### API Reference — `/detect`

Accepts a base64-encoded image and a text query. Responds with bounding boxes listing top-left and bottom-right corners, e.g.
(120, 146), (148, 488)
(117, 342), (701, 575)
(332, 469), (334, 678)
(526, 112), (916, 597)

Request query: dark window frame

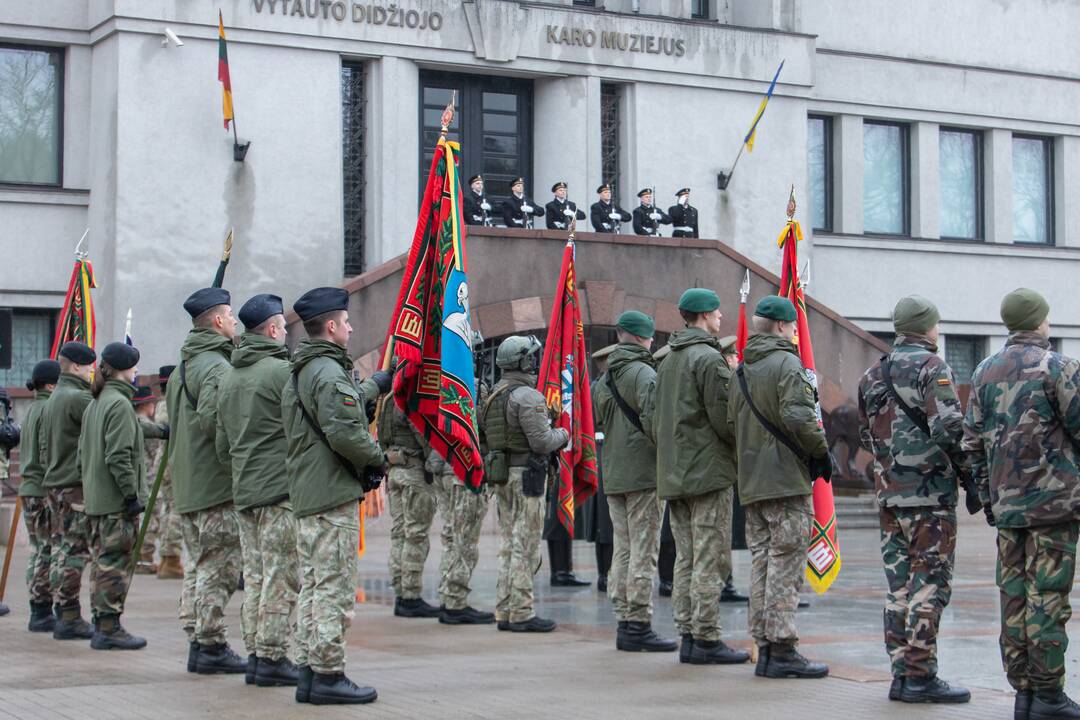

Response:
(341, 60), (366, 277)
(862, 119), (911, 237)
(1011, 133), (1055, 246)
(691, 0), (710, 19)
(807, 114), (833, 232)
(572, 0), (596, 5)
(0, 306), (57, 388)
(0, 42), (65, 189)
(944, 334), (987, 385)
(600, 82), (621, 195)
(938, 126), (985, 242)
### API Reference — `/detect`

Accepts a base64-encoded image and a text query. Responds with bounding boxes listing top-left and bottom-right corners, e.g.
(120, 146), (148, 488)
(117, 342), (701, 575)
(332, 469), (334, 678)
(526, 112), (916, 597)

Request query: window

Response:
(863, 121), (909, 235)
(945, 335), (986, 385)
(807, 116), (832, 231)
(691, 0), (710, 19)
(0, 308), (55, 388)
(939, 128), (982, 240)
(341, 61), (366, 276)
(1012, 135), (1053, 245)
(572, 0), (596, 5)
(600, 83), (621, 194)
(0, 44), (63, 186)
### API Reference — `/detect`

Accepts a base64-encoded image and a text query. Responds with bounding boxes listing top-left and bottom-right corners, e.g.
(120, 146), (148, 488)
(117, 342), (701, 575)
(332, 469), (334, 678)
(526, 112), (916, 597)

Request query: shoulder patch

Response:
(342, 395), (356, 407)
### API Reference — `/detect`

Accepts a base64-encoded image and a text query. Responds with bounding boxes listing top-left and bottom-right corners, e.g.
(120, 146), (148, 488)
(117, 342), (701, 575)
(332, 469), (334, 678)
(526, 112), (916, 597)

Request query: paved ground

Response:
(0, 507), (1070, 719)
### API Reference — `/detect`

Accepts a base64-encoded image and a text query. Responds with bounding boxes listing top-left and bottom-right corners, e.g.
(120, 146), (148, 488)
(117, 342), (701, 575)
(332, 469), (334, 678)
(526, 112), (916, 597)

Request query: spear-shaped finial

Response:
(786, 184), (797, 220)
(801, 259), (810, 292)
(739, 268), (750, 304)
(440, 91), (457, 138)
(74, 228), (89, 259)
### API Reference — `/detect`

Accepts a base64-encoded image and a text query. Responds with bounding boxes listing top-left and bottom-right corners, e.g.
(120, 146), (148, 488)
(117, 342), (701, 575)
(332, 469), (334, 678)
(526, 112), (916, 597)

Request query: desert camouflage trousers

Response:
(88, 513), (136, 617)
(669, 487), (732, 641)
(237, 501), (299, 661)
(746, 494), (812, 646)
(608, 489), (661, 624)
(21, 496), (54, 605)
(495, 469), (544, 624)
(47, 487), (90, 610)
(386, 461), (437, 599)
(438, 473), (490, 610)
(179, 502), (241, 645)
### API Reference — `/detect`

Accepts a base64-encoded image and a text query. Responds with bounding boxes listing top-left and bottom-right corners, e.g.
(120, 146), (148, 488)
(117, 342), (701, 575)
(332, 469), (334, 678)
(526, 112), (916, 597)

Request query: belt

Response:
(674, 226), (694, 232)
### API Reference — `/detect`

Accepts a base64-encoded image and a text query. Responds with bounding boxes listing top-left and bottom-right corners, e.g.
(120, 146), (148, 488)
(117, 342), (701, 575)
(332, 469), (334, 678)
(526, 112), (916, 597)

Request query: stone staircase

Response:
(834, 494), (879, 531)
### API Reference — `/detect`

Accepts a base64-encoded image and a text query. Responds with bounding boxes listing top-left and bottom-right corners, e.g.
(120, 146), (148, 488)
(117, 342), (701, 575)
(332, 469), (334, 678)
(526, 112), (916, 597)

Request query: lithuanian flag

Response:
(218, 11), (233, 130)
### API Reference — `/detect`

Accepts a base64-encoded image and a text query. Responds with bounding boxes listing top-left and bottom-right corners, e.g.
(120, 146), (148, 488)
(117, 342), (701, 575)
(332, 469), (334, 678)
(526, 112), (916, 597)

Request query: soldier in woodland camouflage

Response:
(858, 295), (971, 704)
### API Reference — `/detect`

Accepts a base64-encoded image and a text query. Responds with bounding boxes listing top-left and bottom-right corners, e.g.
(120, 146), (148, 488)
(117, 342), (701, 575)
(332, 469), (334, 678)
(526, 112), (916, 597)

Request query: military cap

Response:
(132, 385), (157, 406)
(617, 310), (655, 339)
(183, 287), (231, 319)
(675, 188), (691, 198)
(718, 335), (738, 355)
(754, 296), (797, 323)
(294, 287), (348, 321)
(509, 177), (525, 189)
(551, 181), (567, 192)
(59, 341), (96, 365)
(596, 183), (611, 194)
(591, 343), (618, 361)
(159, 365), (176, 380)
(101, 341), (139, 371)
(31, 360), (61, 388)
(1001, 288), (1049, 332)
(637, 187), (654, 198)
(892, 295), (940, 336)
(468, 174), (483, 185)
(239, 293), (284, 330)
(678, 288), (721, 313)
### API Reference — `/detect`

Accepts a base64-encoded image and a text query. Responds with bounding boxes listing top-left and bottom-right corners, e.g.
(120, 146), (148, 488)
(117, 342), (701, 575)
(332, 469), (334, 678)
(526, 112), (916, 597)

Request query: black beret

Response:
(596, 183), (611, 193)
(637, 187), (653, 198)
(239, 293), (284, 330)
(675, 187), (691, 197)
(551, 181), (567, 192)
(294, 287), (348, 322)
(101, 341), (140, 371)
(31, 360), (61, 388)
(509, 177), (525, 189)
(132, 385), (156, 406)
(183, 287), (231, 319)
(59, 341), (96, 365)
(468, 174), (483, 185)
(159, 365), (176, 379)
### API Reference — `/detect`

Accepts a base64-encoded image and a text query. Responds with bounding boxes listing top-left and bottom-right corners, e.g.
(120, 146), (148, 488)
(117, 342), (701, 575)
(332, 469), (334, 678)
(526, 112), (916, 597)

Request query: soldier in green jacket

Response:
(646, 289), (749, 666)
(593, 311), (676, 653)
(166, 287), (245, 674)
(858, 296), (971, 704)
(78, 342), (148, 650)
(18, 359), (60, 632)
(963, 289), (1080, 720)
(728, 296), (830, 679)
(215, 294), (300, 687)
(282, 287), (389, 705)
(43, 341), (97, 640)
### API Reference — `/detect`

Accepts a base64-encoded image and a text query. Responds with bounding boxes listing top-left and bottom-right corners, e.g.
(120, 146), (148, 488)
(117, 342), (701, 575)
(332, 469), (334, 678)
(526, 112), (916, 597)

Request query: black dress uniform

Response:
(590, 184), (632, 233)
(632, 188), (672, 236)
(500, 177), (544, 229)
(462, 175), (493, 226)
(545, 182), (586, 231)
(668, 188), (699, 238)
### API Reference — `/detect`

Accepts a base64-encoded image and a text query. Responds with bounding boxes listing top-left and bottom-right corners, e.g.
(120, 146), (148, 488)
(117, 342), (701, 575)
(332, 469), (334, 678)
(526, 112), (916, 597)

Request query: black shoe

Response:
(506, 616), (556, 633)
(0, 602), (8, 616)
(308, 672), (378, 705)
(889, 676), (904, 701)
(900, 676), (970, 704)
(439, 606), (495, 625)
(1030, 690), (1080, 720)
(658, 581), (673, 598)
(597, 575), (608, 593)
(89, 615), (147, 651)
(28, 601), (55, 633)
(679, 635), (694, 664)
(245, 654), (257, 685)
(754, 643), (770, 677)
(798, 599), (810, 609)
(720, 576), (749, 603)
(551, 571), (590, 587)
(617, 622), (678, 653)
(295, 665), (312, 703)
(52, 605), (93, 640)
(687, 638), (751, 665)
(496, 619), (510, 631)
(255, 657), (299, 687)
(394, 597), (441, 618)
(187, 640), (199, 672)
(196, 643), (248, 674)
(1015, 690), (1033, 720)
(764, 646), (829, 679)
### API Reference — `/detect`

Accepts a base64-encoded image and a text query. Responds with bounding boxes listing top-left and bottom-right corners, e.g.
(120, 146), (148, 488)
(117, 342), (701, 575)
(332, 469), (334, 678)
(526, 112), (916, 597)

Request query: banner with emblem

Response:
(384, 137), (483, 489)
(50, 250), (97, 357)
(537, 240), (599, 535)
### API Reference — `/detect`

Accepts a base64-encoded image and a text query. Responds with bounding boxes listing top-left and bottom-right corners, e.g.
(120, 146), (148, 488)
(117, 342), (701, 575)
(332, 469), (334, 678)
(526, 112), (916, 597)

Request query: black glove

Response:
(123, 496), (145, 518)
(983, 504), (996, 527)
(962, 487), (983, 516)
(360, 455), (388, 493)
(423, 470), (434, 485)
(371, 370), (394, 395)
(809, 454), (833, 484)
(161, 423), (171, 440)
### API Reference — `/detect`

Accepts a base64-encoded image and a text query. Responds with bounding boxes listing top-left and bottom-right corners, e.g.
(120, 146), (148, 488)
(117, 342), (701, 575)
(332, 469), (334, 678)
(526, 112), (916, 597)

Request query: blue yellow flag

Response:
(743, 60), (784, 152)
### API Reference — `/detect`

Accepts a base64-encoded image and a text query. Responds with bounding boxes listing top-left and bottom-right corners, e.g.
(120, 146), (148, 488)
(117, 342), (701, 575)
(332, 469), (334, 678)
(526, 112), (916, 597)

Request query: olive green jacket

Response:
(166, 329), (234, 514)
(215, 333), (292, 511)
(592, 344), (657, 495)
(43, 373), (93, 489)
(728, 333), (828, 505)
(17, 390), (51, 497)
(282, 339), (384, 518)
(646, 327), (736, 500)
(78, 380), (144, 516)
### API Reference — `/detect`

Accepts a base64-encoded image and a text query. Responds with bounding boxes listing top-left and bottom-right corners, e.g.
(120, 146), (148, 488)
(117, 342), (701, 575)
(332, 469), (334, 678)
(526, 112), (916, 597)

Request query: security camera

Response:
(162, 27), (184, 47)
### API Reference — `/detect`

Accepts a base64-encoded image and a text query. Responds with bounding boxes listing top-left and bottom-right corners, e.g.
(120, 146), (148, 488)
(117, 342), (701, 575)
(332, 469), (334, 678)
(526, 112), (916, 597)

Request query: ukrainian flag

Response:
(743, 60), (784, 152)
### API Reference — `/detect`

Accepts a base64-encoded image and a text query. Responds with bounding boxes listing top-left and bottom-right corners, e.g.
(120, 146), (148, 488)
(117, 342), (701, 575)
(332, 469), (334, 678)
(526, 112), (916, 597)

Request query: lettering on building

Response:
(253, 0), (443, 31)
(545, 25), (686, 57)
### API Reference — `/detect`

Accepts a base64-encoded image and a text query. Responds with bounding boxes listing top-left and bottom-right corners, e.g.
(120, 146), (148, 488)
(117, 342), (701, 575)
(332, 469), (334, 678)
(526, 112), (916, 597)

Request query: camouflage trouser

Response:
(237, 501), (299, 661)
(47, 487), (91, 610)
(156, 469), (183, 557)
(386, 461), (436, 599)
(88, 514), (136, 618)
(178, 503), (241, 645)
(295, 500), (359, 674)
(434, 470), (454, 601)
(745, 494), (812, 646)
(997, 522), (1078, 693)
(608, 489), (661, 623)
(879, 505), (956, 679)
(439, 475), (490, 610)
(668, 487), (732, 641)
(21, 496), (54, 605)
(495, 468), (545, 624)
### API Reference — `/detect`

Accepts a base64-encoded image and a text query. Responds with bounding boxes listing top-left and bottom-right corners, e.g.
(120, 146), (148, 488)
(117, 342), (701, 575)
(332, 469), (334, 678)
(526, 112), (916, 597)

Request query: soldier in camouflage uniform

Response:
(484, 335), (568, 633)
(963, 288), (1080, 720)
(152, 366), (184, 579)
(858, 296), (971, 704)
(133, 386), (167, 574)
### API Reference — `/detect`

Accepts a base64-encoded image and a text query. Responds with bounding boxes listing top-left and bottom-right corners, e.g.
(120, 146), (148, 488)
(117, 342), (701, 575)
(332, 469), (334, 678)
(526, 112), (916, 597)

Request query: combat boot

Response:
(764, 644), (829, 679)
(52, 604), (93, 640)
(90, 615), (147, 650)
(195, 642), (248, 674)
(496, 619), (510, 631)
(308, 672), (378, 705)
(900, 676), (971, 704)
(255, 657), (299, 687)
(245, 654), (257, 685)
(157, 555), (183, 579)
(679, 634), (694, 664)
(618, 622), (678, 653)
(688, 639), (751, 665)
(506, 616), (556, 633)
(1030, 690), (1080, 720)
(754, 643), (770, 677)
(719, 576), (749, 603)
(295, 665), (312, 703)
(658, 580), (673, 597)
(187, 640), (199, 672)
(439, 606), (495, 625)
(394, 597), (441, 618)
(889, 676), (904, 701)
(28, 601), (55, 632)
(0, 602), (7, 616)
(1015, 690), (1033, 720)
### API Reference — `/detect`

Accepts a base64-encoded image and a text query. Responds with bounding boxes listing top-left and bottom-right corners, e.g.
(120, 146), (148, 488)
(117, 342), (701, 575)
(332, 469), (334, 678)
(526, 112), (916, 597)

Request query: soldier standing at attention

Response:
(500, 177), (544, 229)
(483, 336), (568, 633)
(43, 341), (97, 641)
(167, 288), (246, 674)
(668, 188), (699, 238)
(858, 296), (971, 704)
(132, 385), (167, 575)
(590, 183), (631, 234)
(153, 365), (184, 580)
(282, 287), (389, 705)
(545, 181), (586, 231)
(462, 175), (492, 227)
(78, 341), (148, 650)
(18, 359), (60, 633)
(593, 311), (676, 653)
(728, 296), (830, 679)
(215, 294), (301, 688)
(632, 188), (672, 237)
(963, 288), (1080, 720)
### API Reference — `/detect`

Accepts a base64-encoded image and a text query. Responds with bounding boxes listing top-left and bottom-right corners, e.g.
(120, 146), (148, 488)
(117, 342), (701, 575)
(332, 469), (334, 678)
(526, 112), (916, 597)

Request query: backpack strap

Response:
(178, 361), (199, 410)
(605, 370), (644, 434)
(735, 366), (807, 463)
(880, 354), (934, 436)
(291, 370), (361, 480)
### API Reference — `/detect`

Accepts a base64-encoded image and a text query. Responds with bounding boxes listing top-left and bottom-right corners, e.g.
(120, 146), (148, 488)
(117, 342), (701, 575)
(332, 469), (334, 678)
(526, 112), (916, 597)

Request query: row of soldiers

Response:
(462, 175), (699, 238)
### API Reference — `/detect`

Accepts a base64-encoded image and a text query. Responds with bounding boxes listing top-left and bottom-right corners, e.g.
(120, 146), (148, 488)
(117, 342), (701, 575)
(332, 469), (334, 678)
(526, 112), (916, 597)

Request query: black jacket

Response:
(668, 203), (699, 238)
(590, 200), (632, 233)
(501, 195), (544, 229)
(545, 198), (586, 230)
(632, 204), (673, 236)
(463, 190), (493, 226)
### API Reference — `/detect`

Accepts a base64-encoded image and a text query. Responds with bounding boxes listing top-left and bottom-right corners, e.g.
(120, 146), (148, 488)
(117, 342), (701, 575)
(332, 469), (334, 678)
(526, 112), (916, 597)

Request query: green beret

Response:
(678, 288), (721, 313)
(1001, 288), (1049, 332)
(892, 295), (940, 335)
(754, 296), (797, 323)
(616, 310), (655, 339)
(718, 335), (738, 355)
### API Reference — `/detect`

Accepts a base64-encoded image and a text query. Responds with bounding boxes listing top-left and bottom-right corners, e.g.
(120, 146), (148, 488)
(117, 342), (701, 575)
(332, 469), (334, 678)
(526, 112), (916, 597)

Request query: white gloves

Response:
(564, 208), (575, 218)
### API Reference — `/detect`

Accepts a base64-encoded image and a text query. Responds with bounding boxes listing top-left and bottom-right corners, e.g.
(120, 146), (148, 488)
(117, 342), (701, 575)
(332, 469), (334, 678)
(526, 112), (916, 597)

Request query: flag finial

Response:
(786, 184), (797, 220)
(74, 228), (89, 259)
(440, 91), (457, 137)
(739, 269), (750, 303)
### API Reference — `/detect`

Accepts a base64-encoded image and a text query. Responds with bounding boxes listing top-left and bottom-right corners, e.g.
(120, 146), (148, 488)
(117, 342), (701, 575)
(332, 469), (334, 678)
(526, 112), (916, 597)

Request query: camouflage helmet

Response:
(496, 335), (542, 371)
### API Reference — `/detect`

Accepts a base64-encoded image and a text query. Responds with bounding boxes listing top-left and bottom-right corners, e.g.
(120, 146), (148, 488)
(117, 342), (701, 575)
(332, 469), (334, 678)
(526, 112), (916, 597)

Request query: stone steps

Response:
(833, 494), (880, 531)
